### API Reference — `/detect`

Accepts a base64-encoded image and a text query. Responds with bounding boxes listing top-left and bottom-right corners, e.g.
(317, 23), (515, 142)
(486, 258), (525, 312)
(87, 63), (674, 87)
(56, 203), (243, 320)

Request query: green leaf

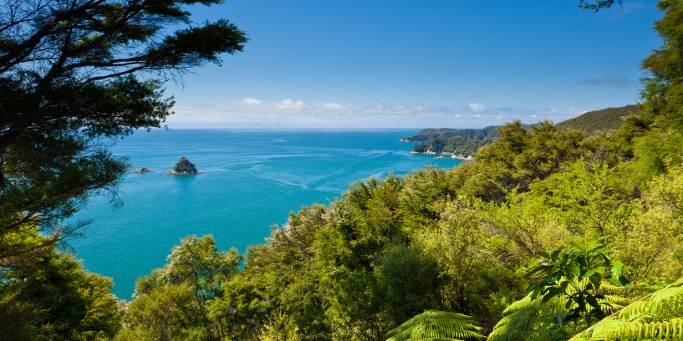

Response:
(568, 262), (581, 277)
(610, 261), (624, 285)
(593, 266), (606, 275)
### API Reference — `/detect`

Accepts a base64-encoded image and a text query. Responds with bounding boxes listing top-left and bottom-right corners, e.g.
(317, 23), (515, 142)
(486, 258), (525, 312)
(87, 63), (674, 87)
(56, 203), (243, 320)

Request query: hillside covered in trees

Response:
(1, 0), (683, 340)
(557, 105), (641, 132)
(407, 105), (639, 158)
(404, 126), (500, 157)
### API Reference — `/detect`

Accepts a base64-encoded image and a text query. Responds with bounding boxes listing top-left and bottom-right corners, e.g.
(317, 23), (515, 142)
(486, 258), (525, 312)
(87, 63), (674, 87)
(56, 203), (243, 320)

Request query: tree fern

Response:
(571, 277), (683, 340)
(384, 310), (485, 341)
(487, 281), (633, 341)
(599, 282), (632, 315)
(486, 294), (569, 341)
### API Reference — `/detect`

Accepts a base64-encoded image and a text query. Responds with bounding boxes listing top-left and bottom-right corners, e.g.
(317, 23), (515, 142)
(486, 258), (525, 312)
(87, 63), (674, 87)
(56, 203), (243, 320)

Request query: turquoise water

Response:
(70, 129), (461, 298)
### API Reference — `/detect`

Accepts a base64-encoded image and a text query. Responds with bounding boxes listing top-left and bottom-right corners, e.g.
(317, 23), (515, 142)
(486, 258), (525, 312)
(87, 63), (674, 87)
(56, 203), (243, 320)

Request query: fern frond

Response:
(385, 310), (485, 341)
(487, 294), (567, 341)
(600, 294), (631, 314)
(571, 277), (683, 340)
(487, 282), (634, 341)
(604, 318), (683, 340)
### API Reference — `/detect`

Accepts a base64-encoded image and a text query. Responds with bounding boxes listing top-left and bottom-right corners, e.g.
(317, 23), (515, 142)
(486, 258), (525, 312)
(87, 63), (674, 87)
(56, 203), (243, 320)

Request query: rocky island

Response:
(132, 167), (153, 174)
(167, 156), (200, 175)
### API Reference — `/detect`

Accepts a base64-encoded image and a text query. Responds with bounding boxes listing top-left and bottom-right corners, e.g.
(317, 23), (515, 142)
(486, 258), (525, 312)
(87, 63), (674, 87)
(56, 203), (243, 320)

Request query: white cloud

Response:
(168, 98), (562, 128)
(320, 102), (345, 111)
(239, 97), (263, 106)
(467, 102), (487, 113)
(276, 98), (305, 111)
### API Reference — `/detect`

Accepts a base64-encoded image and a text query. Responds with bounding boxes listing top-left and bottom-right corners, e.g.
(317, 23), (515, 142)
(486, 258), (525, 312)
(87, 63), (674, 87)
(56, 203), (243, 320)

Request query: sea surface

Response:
(70, 129), (461, 298)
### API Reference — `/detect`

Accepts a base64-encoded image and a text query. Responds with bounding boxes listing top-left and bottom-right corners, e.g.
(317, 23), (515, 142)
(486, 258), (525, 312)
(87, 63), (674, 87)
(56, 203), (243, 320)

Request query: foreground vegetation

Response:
(116, 1), (683, 338)
(1, 0), (683, 340)
(117, 116), (683, 339)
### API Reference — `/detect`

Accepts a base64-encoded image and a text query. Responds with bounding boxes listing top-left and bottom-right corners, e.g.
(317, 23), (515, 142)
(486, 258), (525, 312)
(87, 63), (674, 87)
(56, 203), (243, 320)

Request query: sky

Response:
(164, 0), (662, 129)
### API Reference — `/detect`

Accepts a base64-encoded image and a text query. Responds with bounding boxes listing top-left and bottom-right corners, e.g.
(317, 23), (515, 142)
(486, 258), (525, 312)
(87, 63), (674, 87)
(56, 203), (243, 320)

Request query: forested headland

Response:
(404, 125), (500, 157)
(407, 105), (638, 158)
(1, 0), (683, 340)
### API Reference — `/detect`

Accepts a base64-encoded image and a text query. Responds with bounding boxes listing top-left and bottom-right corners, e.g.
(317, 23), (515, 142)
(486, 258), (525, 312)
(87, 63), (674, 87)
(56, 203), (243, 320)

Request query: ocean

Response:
(69, 129), (461, 298)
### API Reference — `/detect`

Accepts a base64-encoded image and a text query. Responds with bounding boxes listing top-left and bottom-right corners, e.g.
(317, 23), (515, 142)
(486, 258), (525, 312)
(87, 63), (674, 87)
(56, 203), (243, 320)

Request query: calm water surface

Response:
(70, 129), (461, 298)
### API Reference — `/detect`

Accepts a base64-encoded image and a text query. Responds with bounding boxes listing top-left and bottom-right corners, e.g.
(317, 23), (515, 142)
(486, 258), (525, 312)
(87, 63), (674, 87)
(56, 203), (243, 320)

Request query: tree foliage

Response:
(0, 241), (122, 340)
(119, 235), (240, 340)
(571, 277), (683, 340)
(526, 239), (629, 323)
(0, 0), (246, 266)
(0, 1), (245, 337)
(4, 0), (683, 340)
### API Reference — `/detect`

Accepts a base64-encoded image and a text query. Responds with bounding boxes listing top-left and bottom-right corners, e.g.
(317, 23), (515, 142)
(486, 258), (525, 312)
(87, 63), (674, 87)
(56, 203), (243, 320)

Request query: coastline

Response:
(410, 150), (474, 160)
(166, 170), (203, 175)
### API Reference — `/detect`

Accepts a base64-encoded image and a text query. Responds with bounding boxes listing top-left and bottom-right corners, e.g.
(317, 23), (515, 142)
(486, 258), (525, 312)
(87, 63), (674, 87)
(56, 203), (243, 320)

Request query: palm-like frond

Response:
(486, 294), (568, 341)
(487, 280), (634, 341)
(385, 310), (485, 341)
(599, 282), (632, 315)
(571, 277), (683, 340)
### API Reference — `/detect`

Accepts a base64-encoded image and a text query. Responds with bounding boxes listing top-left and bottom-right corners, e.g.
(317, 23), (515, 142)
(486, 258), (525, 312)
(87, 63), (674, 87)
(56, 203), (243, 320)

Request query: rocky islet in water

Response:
(132, 167), (153, 174)
(167, 156), (200, 175)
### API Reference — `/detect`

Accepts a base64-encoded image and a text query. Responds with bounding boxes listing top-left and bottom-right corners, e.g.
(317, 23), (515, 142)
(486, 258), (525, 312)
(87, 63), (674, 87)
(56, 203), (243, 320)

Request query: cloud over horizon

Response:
(467, 102), (487, 113)
(167, 97), (586, 129)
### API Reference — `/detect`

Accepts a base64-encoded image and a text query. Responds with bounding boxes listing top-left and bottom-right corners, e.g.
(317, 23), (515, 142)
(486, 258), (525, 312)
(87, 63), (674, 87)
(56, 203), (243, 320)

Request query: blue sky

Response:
(166, 0), (662, 128)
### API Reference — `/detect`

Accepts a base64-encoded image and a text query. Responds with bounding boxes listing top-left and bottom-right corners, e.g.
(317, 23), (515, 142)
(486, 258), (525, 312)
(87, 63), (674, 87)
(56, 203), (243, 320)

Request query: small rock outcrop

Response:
(132, 167), (153, 174)
(169, 156), (198, 175)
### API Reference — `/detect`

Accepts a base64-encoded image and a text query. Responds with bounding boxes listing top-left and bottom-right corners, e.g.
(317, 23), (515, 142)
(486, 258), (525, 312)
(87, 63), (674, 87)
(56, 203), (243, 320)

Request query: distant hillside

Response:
(402, 125), (501, 158)
(557, 104), (640, 132)
(409, 126), (501, 142)
(404, 105), (640, 158)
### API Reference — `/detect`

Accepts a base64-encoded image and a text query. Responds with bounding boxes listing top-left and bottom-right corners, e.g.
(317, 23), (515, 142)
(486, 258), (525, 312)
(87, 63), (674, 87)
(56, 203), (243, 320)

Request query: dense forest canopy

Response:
(2, 0), (683, 340)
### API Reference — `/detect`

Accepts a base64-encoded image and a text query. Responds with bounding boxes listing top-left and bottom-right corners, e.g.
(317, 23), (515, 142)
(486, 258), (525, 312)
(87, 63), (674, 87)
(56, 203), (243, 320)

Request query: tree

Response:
(0, 0), (246, 266)
(612, 166), (683, 282)
(418, 197), (527, 328)
(622, 0), (683, 182)
(119, 283), (201, 341)
(455, 121), (590, 202)
(122, 235), (241, 340)
(0, 246), (122, 340)
(377, 244), (441, 327)
(529, 159), (632, 238)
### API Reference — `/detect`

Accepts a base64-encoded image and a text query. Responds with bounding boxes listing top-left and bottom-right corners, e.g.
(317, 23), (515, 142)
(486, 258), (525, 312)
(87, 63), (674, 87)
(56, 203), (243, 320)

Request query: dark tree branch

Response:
(0, 0), (246, 266)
